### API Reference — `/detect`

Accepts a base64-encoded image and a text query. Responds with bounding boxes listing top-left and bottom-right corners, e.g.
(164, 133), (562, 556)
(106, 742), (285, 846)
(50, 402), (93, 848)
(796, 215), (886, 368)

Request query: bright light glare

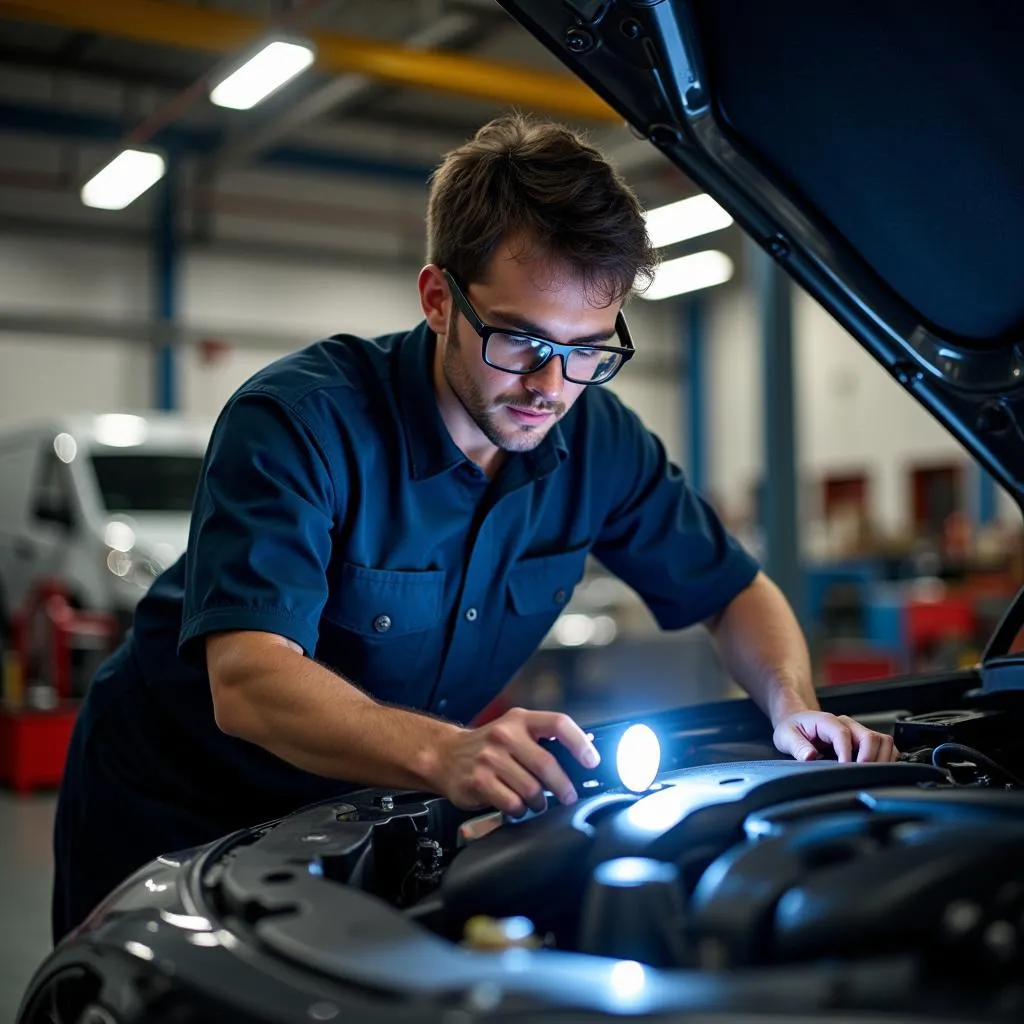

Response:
(609, 959), (647, 1001)
(640, 250), (734, 301)
(95, 413), (148, 448)
(615, 724), (661, 793)
(501, 916), (534, 941)
(104, 521), (136, 552)
(596, 856), (677, 887)
(160, 911), (213, 931)
(590, 615), (618, 646)
(554, 613), (593, 646)
(211, 40), (316, 110)
(644, 193), (733, 248)
(81, 149), (165, 210)
(623, 779), (725, 833)
(53, 433), (77, 464)
(107, 549), (132, 578)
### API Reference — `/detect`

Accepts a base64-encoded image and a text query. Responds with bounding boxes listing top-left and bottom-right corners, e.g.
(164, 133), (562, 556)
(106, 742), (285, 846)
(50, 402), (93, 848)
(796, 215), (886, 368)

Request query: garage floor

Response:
(0, 792), (57, 1023)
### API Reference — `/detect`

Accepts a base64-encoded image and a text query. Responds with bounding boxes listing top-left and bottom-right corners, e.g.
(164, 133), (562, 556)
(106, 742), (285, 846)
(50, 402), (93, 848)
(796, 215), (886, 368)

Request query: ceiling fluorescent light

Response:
(81, 149), (166, 210)
(211, 39), (316, 110)
(640, 250), (734, 300)
(644, 194), (734, 249)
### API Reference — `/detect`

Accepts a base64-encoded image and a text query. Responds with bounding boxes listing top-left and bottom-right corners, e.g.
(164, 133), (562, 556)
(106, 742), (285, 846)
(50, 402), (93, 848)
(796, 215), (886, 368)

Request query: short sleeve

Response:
(178, 390), (339, 665)
(592, 401), (759, 630)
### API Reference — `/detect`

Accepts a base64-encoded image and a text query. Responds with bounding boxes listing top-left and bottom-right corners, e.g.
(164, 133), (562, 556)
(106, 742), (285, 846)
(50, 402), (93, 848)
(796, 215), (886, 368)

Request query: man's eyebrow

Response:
(486, 308), (617, 346)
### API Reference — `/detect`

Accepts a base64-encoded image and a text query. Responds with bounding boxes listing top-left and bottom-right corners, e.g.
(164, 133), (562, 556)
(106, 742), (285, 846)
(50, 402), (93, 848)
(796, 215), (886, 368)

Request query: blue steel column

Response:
(681, 296), (706, 494)
(753, 241), (803, 624)
(976, 465), (997, 526)
(154, 152), (179, 411)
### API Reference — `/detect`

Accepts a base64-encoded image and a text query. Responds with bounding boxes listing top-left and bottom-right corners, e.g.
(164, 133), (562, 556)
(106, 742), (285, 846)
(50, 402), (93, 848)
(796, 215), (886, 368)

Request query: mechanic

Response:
(52, 114), (896, 943)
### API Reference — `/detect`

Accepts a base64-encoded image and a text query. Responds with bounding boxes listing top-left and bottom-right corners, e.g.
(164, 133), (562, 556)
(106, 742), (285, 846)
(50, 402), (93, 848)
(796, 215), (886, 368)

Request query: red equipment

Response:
(0, 580), (116, 793)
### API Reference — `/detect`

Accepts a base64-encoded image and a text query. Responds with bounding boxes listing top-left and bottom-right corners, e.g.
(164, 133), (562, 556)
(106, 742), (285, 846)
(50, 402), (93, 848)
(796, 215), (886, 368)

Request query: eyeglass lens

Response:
(485, 332), (622, 384)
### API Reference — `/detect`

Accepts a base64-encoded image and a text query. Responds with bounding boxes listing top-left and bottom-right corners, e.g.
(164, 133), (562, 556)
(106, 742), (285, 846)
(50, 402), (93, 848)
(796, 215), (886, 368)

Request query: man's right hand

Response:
(434, 708), (600, 818)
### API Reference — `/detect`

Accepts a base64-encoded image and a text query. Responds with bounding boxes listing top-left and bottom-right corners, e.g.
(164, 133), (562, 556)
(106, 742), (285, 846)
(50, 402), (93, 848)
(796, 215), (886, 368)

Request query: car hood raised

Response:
(497, 0), (1024, 504)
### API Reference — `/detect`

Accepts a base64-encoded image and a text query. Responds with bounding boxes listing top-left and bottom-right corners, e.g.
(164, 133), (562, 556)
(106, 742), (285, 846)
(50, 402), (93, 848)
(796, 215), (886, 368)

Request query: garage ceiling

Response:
(0, 0), (725, 268)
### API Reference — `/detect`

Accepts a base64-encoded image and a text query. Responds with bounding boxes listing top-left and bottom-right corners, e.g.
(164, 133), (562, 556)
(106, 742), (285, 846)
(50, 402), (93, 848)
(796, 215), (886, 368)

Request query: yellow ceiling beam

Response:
(0, 0), (622, 123)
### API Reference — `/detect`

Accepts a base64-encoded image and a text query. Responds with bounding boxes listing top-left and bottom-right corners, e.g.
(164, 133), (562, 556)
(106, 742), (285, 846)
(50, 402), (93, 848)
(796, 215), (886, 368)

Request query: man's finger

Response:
(515, 740), (579, 806)
(817, 718), (853, 762)
(854, 730), (882, 763)
(484, 777), (530, 819)
(496, 756), (550, 814)
(526, 711), (600, 769)
(876, 737), (901, 761)
(777, 724), (818, 762)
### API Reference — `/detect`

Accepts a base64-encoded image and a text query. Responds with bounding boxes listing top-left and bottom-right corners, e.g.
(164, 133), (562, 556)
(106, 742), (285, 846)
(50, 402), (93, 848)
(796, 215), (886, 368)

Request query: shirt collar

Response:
(395, 321), (569, 482)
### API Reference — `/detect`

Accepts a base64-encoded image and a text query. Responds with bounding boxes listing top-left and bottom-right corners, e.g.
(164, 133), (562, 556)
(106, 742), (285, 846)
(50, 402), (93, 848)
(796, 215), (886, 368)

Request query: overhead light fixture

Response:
(210, 39), (316, 110)
(640, 249), (734, 301)
(81, 149), (166, 211)
(643, 193), (734, 249)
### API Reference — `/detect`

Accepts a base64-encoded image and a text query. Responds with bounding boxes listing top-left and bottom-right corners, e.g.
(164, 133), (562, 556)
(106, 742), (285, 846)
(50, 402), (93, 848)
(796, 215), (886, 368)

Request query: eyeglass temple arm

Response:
(444, 271), (487, 335)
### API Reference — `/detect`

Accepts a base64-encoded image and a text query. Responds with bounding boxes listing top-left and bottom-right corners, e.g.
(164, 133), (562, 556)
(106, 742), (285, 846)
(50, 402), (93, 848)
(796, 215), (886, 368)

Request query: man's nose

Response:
(523, 357), (564, 403)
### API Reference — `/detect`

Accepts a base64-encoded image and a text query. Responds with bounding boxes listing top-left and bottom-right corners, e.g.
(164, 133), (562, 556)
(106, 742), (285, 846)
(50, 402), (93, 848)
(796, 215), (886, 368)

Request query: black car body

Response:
(19, 2), (1024, 1022)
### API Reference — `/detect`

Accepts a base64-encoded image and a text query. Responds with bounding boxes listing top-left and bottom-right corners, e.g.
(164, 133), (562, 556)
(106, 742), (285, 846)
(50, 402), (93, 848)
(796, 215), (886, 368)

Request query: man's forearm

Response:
(210, 636), (460, 792)
(707, 571), (817, 726)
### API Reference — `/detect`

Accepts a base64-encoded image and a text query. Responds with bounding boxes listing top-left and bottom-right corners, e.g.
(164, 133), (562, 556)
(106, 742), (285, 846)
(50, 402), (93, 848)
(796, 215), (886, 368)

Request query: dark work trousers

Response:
(52, 645), (231, 943)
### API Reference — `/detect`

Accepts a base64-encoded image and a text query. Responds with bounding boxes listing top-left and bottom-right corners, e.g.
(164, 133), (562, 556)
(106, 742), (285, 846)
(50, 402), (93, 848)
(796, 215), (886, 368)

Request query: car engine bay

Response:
(22, 661), (1024, 1024)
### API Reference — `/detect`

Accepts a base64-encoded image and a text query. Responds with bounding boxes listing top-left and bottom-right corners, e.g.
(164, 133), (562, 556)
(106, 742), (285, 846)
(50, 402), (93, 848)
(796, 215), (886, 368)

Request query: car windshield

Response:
(91, 453), (203, 514)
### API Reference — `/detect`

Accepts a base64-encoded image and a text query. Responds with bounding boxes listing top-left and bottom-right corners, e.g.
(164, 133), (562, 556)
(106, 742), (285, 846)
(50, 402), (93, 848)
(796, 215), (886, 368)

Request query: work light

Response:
(541, 722), (662, 796)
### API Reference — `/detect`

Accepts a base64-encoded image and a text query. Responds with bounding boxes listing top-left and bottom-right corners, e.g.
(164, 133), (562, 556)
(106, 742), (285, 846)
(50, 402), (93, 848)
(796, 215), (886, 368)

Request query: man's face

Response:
(438, 245), (622, 454)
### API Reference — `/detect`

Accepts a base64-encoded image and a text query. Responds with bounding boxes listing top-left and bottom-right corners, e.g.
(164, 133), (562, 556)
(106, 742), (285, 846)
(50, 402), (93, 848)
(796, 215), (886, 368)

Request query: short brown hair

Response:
(426, 113), (658, 306)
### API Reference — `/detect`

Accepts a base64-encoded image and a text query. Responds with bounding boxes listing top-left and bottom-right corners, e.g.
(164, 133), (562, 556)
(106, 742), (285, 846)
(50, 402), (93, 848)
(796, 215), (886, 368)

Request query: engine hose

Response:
(931, 742), (1024, 789)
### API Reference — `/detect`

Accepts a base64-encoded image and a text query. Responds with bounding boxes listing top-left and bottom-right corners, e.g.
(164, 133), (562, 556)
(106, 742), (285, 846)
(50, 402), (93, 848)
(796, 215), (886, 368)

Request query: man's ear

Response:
(418, 264), (449, 335)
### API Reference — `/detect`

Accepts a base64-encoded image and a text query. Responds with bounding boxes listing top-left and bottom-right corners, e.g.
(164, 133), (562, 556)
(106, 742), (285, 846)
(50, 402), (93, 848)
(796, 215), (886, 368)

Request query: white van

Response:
(0, 413), (211, 639)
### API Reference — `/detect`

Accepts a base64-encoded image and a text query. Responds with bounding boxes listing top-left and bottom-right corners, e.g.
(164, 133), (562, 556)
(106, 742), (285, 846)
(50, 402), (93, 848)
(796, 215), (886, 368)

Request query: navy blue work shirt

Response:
(93, 322), (758, 816)
(52, 320), (762, 938)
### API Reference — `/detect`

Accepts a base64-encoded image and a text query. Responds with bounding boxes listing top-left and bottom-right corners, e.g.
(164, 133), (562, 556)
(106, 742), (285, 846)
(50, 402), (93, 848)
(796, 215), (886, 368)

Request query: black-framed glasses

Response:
(443, 269), (635, 386)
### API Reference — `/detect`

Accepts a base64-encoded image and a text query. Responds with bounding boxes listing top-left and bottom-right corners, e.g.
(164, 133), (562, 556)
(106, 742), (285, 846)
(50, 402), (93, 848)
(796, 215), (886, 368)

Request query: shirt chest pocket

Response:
(491, 545), (590, 685)
(319, 562), (446, 703)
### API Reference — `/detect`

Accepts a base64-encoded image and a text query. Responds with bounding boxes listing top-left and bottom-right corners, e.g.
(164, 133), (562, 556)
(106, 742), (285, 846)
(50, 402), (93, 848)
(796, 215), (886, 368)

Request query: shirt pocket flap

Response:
(507, 546), (590, 616)
(326, 563), (446, 636)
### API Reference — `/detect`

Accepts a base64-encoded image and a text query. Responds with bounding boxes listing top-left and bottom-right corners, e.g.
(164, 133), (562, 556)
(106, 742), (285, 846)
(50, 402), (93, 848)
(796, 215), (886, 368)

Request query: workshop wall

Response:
(0, 333), (151, 424)
(0, 232), (684, 465)
(5, 231), (1012, 544)
(5, 225), (1017, 541)
(703, 283), (1021, 537)
(795, 289), (988, 533)
(0, 233), (150, 322)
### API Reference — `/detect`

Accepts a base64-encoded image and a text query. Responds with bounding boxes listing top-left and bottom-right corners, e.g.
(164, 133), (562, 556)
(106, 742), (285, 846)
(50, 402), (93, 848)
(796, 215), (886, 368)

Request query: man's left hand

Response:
(773, 710), (898, 763)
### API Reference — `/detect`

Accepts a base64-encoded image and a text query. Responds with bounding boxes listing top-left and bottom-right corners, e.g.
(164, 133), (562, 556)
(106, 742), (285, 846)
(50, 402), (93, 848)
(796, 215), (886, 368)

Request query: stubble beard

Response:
(442, 310), (561, 453)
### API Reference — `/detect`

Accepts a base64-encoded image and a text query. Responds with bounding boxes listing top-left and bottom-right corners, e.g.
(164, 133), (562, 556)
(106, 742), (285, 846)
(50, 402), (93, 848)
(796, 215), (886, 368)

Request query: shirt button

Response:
(438, 698), (449, 711)
(372, 614), (392, 633)
(554, 589), (567, 604)
(465, 607), (478, 622)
